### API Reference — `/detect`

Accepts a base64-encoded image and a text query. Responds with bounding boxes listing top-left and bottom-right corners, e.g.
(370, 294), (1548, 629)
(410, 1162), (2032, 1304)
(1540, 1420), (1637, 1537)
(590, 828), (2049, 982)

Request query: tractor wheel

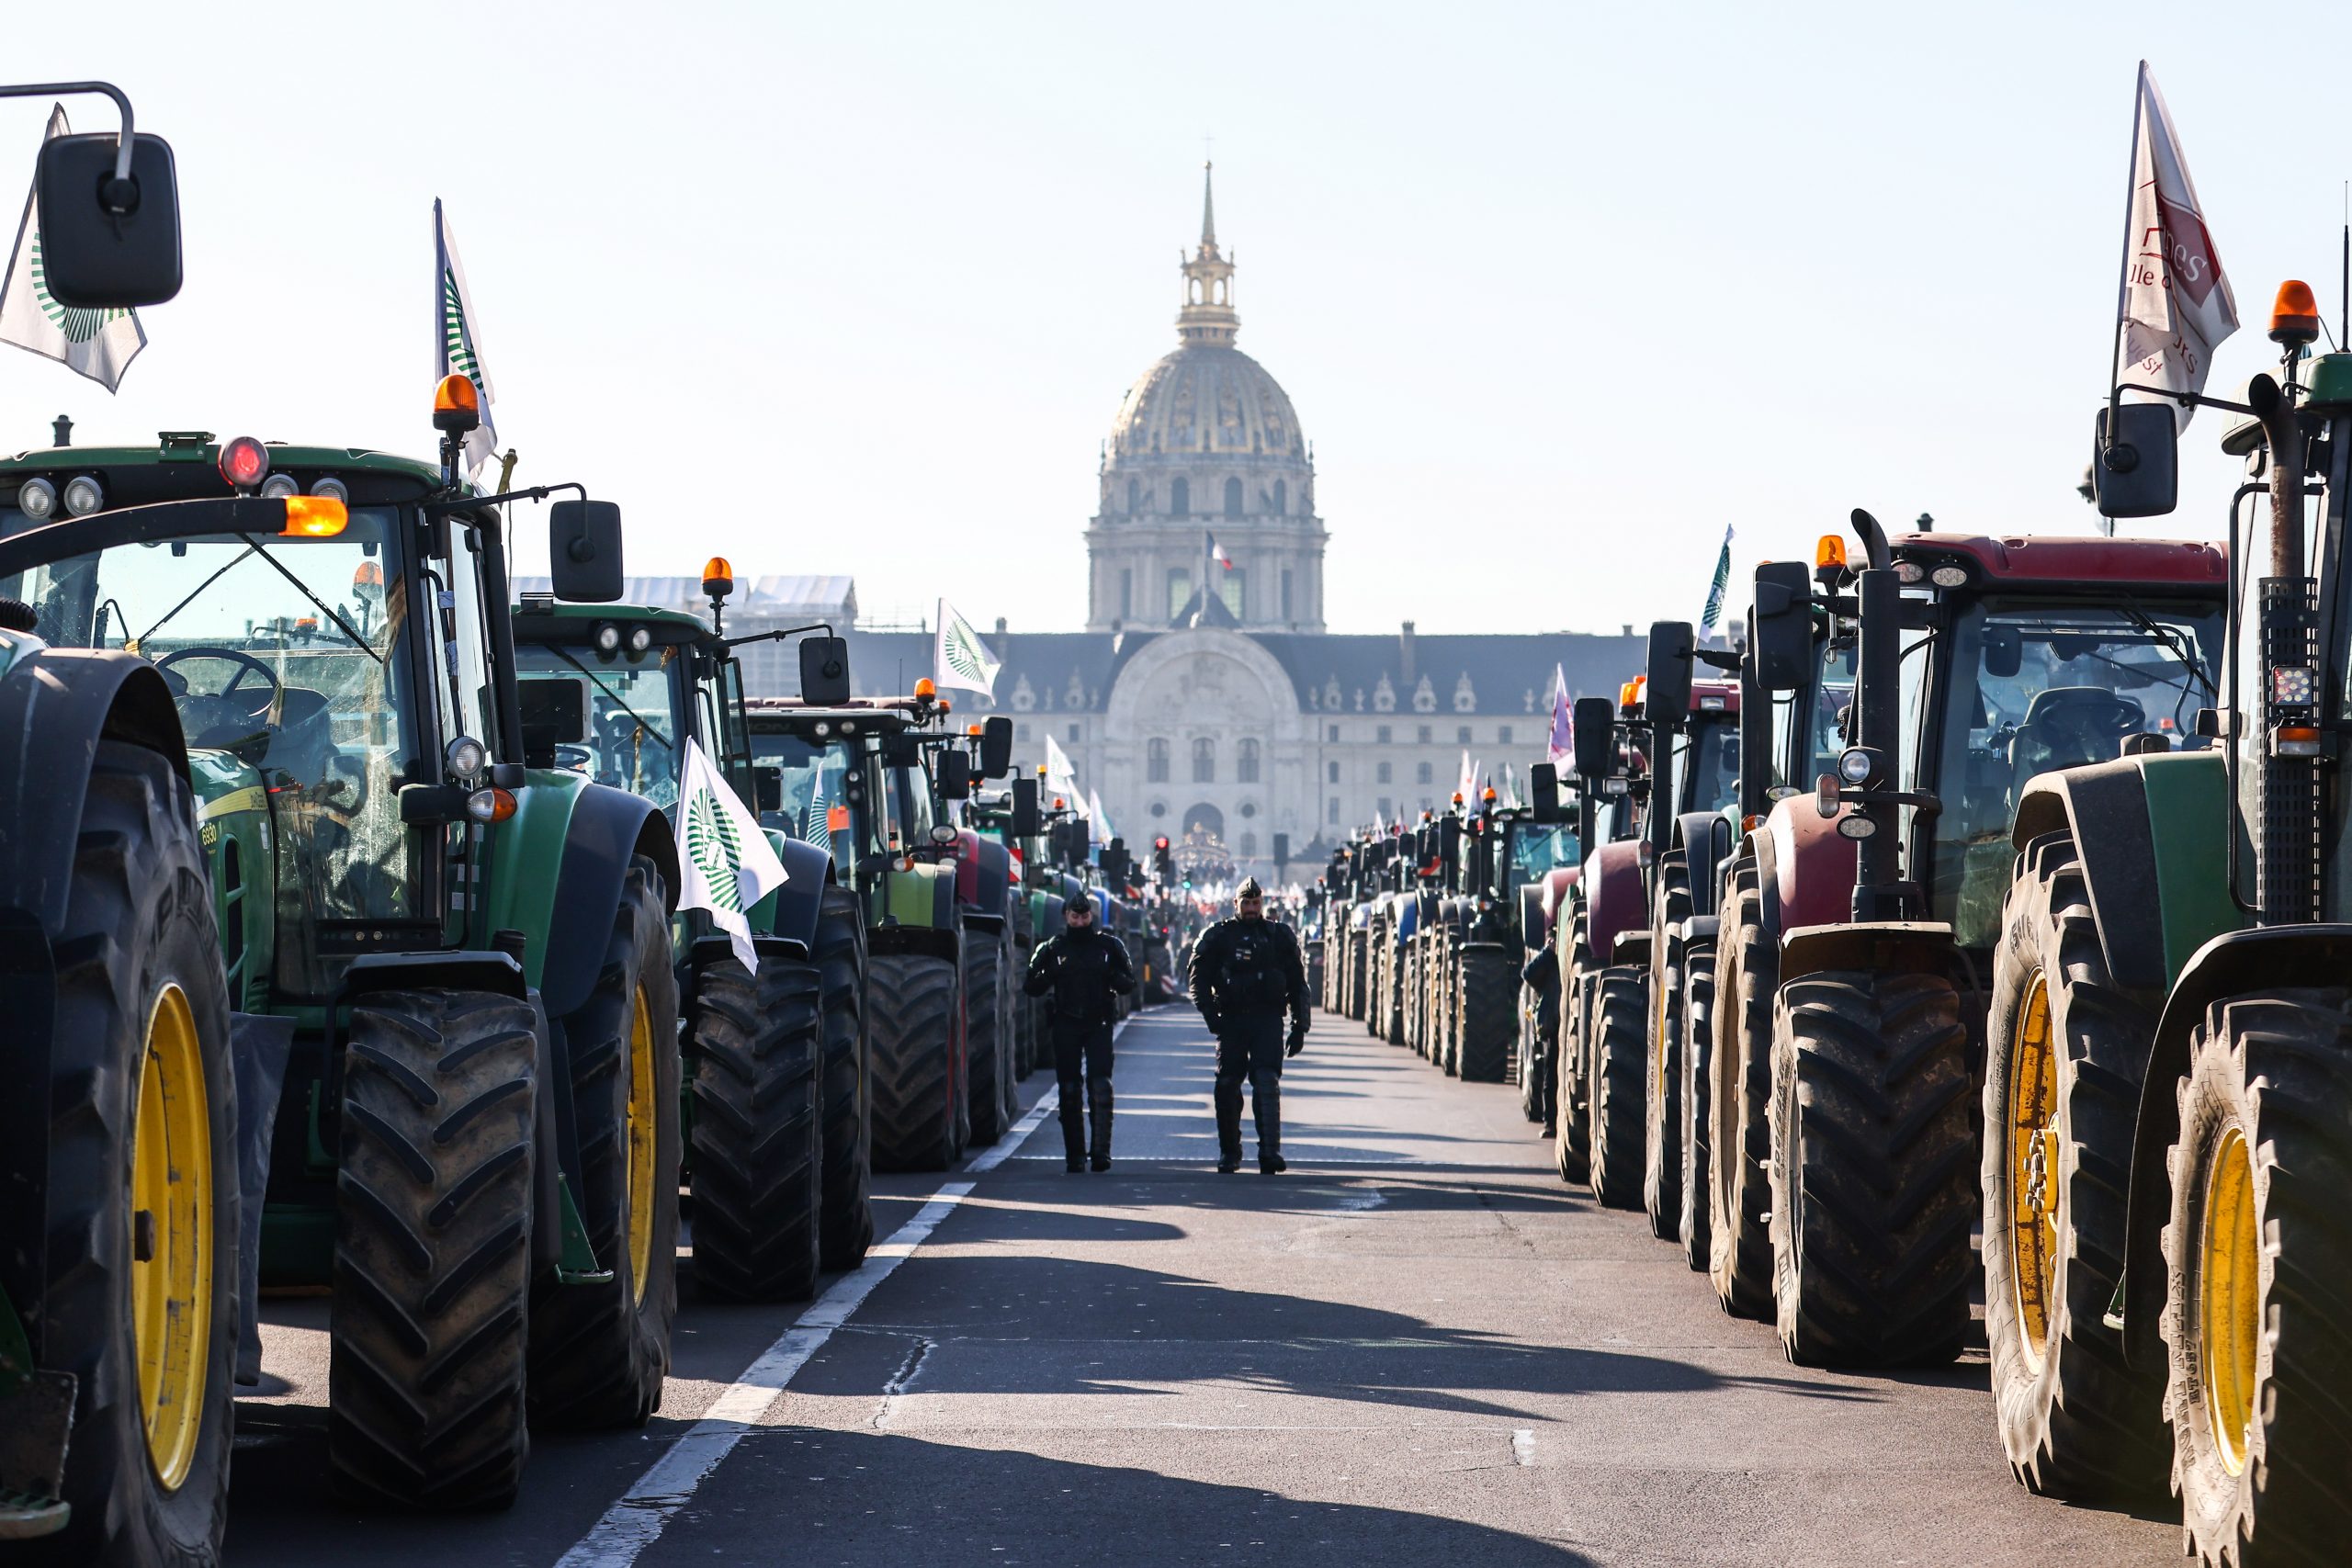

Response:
(1644, 855), (1693, 1241)
(332, 989), (537, 1508)
(866, 953), (961, 1170)
(814, 887), (873, 1271)
(1708, 874), (1776, 1319)
(1457, 946), (1514, 1083)
(1678, 938), (1717, 1272)
(1402, 942), (1422, 1056)
(965, 933), (1011, 1146)
(531, 857), (681, 1426)
(37, 742), (237, 1567)
(1769, 967), (1974, 1367)
(1518, 977), (1550, 1122)
(2163, 991), (2352, 1568)
(1587, 964), (1648, 1210)
(689, 955), (822, 1303)
(1553, 915), (1594, 1184)
(1980, 834), (2164, 1497)
(996, 934), (1020, 1128)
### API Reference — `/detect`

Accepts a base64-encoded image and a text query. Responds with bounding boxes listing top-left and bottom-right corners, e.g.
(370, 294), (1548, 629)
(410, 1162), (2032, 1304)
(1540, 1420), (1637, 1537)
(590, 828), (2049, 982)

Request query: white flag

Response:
(434, 199), (500, 479)
(674, 739), (788, 972)
(1086, 787), (1111, 841)
(934, 597), (1001, 697)
(1456, 749), (1475, 800)
(1045, 734), (1080, 803)
(0, 107), (146, 391)
(2115, 62), (2236, 432)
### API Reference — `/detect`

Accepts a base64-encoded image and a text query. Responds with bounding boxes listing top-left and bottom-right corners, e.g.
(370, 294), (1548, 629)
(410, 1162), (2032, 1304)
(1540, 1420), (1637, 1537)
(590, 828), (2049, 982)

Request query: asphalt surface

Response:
(229, 1001), (2179, 1567)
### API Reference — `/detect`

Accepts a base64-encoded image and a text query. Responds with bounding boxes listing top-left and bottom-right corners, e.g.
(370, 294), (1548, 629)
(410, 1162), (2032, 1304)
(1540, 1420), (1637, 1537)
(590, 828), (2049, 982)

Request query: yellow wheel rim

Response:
(130, 984), (211, 1492)
(2005, 974), (2061, 1365)
(2200, 1126), (2260, 1477)
(625, 985), (657, 1305)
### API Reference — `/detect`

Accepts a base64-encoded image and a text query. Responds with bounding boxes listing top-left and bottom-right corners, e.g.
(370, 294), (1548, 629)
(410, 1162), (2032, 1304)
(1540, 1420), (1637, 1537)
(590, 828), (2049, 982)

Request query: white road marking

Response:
(1511, 1428), (1535, 1466)
(555, 1036), (1086, 1568)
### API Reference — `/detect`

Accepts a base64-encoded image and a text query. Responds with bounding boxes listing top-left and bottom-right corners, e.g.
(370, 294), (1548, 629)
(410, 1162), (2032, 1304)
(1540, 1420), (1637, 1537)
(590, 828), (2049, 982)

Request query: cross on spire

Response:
(1177, 161), (1238, 344)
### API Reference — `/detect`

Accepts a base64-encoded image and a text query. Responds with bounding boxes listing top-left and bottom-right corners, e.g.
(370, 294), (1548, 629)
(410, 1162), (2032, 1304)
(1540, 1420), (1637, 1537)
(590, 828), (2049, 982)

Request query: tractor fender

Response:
(1779, 919), (1955, 988)
(955, 829), (1012, 920)
(1581, 840), (1645, 964)
(747, 834), (830, 951)
(1669, 809), (1733, 918)
(490, 773), (682, 1021)
(1541, 865), (1577, 921)
(1394, 896), (1420, 943)
(2010, 750), (2241, 1001)
(2116, 924), (2352, 1371)
(1760, 793), (1858, 942)
(0, 644), (187, 929)
(872, 861), (959, 962)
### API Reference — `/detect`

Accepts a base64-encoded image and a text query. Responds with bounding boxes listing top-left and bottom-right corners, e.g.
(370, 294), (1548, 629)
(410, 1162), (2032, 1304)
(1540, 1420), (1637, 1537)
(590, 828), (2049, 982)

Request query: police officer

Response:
(1024, 895), (1136, 1171)
(1189, 878), (1310, 1174)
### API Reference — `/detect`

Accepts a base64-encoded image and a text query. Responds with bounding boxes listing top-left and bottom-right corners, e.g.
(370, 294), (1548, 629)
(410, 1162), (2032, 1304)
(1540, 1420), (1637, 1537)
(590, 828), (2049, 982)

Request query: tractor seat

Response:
(2009, 686), (2145, 784)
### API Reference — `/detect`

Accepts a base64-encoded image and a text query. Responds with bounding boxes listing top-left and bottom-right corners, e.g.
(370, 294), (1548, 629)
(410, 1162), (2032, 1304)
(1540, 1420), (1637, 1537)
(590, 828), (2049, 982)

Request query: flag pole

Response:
(2099, 63), (2149, 540)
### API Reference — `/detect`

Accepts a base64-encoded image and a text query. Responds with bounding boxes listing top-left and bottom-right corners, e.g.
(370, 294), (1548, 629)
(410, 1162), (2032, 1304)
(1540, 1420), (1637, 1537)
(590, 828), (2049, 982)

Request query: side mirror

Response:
(753, 766), (784, 814)
(548, 500), (624, 603)
(979, 715), (1013, 778)
(1645, 620), (1695, 728)
(878, 729), (918, 767)
(1530, 761), (1564, 823)
(37, 130), (183, 307)
(2089, 401), (2178, 519)
(1750, 561), (1816, 692)
(798, 636), (851, 705)
(1571, 695), (1616, 781)
(1012, 775), (1042, 837)
(517, 678), (587, 768)
(936, 749), (971, 800)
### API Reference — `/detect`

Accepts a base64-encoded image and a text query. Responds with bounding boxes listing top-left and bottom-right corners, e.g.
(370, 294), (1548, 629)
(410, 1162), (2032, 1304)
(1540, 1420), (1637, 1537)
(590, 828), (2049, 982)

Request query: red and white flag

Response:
(2115, 62), (2237, 431)
(1208, 533), (1233, 570)
(1546, 665), (1574, 766)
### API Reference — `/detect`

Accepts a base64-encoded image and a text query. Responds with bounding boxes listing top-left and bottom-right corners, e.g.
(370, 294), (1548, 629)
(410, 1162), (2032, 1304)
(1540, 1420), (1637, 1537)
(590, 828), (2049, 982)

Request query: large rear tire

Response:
(1708, 874), (1775, 1319)
(1553, 914), (1594, 1184)
(965, 933), (1011, 1146)
(332, 990), (537, 1508)
(866, 953), (961, 1171)
(1644, 855), (1692, 1240)
(2163, 989), (2352, 1568)
(688, 955), (822, 1303)
(1457, 946), (1514, 1083)
(1770, 967), (1973, 1367)
(531, 857), (681, 1426)
(1678, 938), (1717, 1271)
(1981, 834), (2164, 1497)
(36, 742), (237, 1568)
(814, 886), (873, 1271)
(1587, 964), (1647, 1210)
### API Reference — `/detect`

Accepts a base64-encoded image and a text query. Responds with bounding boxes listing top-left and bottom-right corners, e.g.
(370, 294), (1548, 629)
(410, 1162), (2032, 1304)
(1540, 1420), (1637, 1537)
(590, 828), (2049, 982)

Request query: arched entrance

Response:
(1182, 802), (1224, 839)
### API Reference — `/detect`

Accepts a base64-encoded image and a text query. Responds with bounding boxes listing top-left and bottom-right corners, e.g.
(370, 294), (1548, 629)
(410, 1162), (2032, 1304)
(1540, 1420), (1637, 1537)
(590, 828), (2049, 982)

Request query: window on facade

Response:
(1376, 761), (1392, 784)
(1147, 738), (1170, 782)
(1193, 737), (1216, 783)
(1327, 723), (1339, 743)
(1273, 479), (1287, 516)
(1416, 761), (1432, 784)
(1327, 760), (1339, 783)
(1328, 797), (1340, 823)
(1224, 477), (1243, 518)
(1376, 725), (1391, 745)
(1457, 726), (1473, 744)
(1126, 478), (1140, 513)
(1016, 723), (1030, 740)
(1170, 476), (1190, 516)
(1167, 569), (1191, 620)
(1119, 569), (1132, 619)
(1281, 569), (1294, 621)
(1498, 725), (1512, 745)
(1238, 738), (1261, 783)
(1376, 796), (1392, 818)
(1417, 724), (1431, 744)
(1067, 724), (1080, 742)
(1239, 830), (1257, 859)
(1219, 569), (1244, 618)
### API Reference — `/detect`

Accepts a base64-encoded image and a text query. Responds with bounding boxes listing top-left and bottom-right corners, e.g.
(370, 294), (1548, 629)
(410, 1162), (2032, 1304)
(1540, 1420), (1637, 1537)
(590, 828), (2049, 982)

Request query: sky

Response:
(6, 1), (2352, 636)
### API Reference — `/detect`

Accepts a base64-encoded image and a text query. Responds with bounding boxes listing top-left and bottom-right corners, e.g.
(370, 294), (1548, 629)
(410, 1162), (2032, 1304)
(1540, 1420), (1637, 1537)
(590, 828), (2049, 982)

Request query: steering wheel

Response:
(2014, 687), (2145, 773)
(554, 742), (595, 773)
(156, 646), (283, 724)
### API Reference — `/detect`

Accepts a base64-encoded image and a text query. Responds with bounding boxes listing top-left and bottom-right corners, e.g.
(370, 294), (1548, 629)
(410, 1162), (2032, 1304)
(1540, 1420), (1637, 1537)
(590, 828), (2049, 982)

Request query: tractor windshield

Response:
(749, 729), (858, 872)
(1921, 594), (2223, 949)
(1508, 822), (1577, 893)
(0, 506), (427, 996)
(514, 642), (685, 807)
(1679, 716), (1741, 814)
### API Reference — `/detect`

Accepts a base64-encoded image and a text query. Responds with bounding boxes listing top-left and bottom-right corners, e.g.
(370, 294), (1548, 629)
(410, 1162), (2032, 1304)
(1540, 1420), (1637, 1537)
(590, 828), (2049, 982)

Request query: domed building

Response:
(1084, 167), (1328, 633)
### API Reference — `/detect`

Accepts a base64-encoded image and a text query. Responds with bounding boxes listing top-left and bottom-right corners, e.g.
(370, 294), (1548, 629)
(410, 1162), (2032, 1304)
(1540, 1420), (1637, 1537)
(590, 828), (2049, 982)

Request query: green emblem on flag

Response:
(943, 619), (988, 684)
(30, 235), (130, 344)
(685, 784), (746, 915)
(442, 267), (485, 398)
(1700, 525), (1734, 636)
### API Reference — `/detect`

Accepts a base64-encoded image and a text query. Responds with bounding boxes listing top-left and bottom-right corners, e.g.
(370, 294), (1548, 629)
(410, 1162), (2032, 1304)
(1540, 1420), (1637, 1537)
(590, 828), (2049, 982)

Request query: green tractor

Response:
(1458, 787), (1579, 1093)
(2, 374), (684, 1539)
(509, 570), (874, 1300)
(742, 691), (1020, 1168)
(1968, 284), (2352, 1562)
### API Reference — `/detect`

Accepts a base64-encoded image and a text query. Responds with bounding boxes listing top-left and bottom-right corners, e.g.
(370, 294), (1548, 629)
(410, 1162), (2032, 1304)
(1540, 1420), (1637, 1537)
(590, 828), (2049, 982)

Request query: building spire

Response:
(1178, 162), (1238, 345)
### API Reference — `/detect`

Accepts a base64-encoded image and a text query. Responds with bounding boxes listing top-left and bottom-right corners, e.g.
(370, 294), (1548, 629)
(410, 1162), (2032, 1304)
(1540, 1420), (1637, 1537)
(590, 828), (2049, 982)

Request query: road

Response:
(228, 1002), (2177, 1567)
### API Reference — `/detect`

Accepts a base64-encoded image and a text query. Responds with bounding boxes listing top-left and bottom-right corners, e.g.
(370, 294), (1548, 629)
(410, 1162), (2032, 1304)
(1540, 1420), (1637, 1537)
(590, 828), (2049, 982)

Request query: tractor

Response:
(509, 571), (875, 1300)
(2, 378), (694, 1533)
(1439, 789), (1577, 1087)
(1963, 281), (2352, 1562)
(1720, 515), (2225, 1374)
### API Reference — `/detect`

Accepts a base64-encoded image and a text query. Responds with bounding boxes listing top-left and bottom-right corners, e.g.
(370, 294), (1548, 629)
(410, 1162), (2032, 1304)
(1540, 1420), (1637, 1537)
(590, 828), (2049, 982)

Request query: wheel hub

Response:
(131, 983), (211, 1491)
(2005, 974), (2060, 1365)
(2199, 1126), (2260, 1477)
(626, 984), (657, 1306)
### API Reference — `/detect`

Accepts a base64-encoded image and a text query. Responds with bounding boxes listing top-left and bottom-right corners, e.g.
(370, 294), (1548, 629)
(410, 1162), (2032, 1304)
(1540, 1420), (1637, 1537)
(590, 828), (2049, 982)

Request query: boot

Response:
(1214, 1075), (1245, 1172)
(1058, 1074), (1086, 1172)
(1252, 1071), (1284, 1174)
(1088, 1077), (1114, 1171)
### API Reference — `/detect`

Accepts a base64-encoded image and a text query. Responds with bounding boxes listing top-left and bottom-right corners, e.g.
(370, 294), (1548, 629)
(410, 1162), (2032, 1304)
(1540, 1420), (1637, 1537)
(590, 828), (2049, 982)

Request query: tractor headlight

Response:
(17, 478), (57, 520)
(1838, 747), (1872, 784)
(62, 475), (104, 516)
(260, 472), (300, 500)
(2273, 665), (2317, 705)
(1930, 566), (1969, 589)
(445, 735), (487, 779)
(812, 720), (831, 738)
(310, 475), (349, 504)
(627, 625), (652, 655)
(593, 622), (622, 655)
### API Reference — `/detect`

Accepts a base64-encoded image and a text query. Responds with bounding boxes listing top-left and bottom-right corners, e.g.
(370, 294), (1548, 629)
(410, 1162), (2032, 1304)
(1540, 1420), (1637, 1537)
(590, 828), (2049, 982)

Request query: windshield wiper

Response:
(135, 545), (255, 648)
(2114, 599), (2216, 699)
(546, 643), (674, 750)
(234, 534), (380, 660)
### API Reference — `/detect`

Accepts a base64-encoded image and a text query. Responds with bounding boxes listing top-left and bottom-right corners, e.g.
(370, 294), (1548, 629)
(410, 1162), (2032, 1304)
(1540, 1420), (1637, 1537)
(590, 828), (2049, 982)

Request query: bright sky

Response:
(6, 2), (2350, 636)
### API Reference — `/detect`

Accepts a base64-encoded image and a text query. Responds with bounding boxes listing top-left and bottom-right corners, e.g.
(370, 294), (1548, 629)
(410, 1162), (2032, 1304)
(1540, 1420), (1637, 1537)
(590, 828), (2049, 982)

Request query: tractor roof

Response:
(512, 601), (710, 637)
(0, 435), (444, 496)
(1890, 533), (2226, 592)
(742, 698), (919, 734)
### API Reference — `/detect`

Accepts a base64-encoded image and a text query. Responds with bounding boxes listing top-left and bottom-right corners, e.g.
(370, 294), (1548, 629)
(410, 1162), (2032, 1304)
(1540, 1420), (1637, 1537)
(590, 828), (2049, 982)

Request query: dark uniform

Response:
(1188, 915), (1310, 1170)
(1023, 925), (1136, 1168)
